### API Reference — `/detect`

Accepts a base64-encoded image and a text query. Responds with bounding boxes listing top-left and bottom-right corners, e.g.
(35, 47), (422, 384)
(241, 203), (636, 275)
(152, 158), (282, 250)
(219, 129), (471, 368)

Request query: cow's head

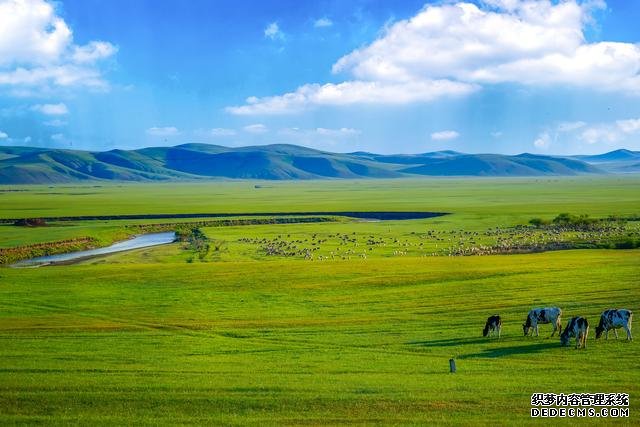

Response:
(560, 330), (570, 346)
(523, 317), (531, 336)
(595, 324), (604, 339)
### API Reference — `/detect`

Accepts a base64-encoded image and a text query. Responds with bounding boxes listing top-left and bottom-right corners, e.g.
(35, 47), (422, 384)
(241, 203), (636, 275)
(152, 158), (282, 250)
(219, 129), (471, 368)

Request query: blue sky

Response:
(0, 0), (639, 154)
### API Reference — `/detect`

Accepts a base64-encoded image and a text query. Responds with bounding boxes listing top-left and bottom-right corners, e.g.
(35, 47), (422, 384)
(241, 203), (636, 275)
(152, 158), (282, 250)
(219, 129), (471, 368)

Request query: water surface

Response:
(13, 232), (176, 267)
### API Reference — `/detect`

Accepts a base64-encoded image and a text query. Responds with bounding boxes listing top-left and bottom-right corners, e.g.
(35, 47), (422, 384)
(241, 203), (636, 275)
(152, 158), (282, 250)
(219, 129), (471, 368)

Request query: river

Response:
(12, 232), (176, 267)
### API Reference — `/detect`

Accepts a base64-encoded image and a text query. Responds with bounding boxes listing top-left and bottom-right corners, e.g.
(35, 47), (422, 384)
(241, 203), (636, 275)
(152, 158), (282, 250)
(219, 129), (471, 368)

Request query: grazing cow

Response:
(595, 309), (633, 340)
(523, 307), (562, 337)
(560, 317), (589, 349)
(483, 315), (502, 338)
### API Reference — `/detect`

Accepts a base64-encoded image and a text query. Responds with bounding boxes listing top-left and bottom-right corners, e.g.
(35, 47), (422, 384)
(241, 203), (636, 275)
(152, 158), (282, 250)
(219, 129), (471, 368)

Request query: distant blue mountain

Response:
(572, 149), (640, 163)
(570, 149), (640, 173)
(0, 143), (626, 184)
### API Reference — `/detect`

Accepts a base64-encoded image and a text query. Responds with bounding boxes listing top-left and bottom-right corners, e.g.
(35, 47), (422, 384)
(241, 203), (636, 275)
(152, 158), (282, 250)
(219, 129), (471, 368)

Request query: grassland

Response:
(0, 177), (639, 424)
(2, 176), (639, 220)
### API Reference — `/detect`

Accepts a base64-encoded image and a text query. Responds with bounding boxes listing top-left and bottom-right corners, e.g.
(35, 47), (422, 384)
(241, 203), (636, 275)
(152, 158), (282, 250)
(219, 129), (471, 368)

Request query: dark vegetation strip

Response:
(126, 216), (335, 235)
(2, 211), (448, 224)
(0, 237), (100, 265)
(0, 217), (335, 265)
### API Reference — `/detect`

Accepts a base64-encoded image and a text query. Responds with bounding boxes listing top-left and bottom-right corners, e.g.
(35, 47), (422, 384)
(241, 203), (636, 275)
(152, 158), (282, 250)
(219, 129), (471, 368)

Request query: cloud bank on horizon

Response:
(0, 0), (639, 154)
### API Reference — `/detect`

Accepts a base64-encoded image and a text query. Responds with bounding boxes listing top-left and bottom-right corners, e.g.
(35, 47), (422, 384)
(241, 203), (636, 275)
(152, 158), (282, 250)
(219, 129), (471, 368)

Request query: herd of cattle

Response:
(482, 308), (633, 349)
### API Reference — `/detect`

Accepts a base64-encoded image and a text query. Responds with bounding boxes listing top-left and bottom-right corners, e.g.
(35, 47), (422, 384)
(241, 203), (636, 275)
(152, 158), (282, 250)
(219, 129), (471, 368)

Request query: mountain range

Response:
(0, 144), (638, 184)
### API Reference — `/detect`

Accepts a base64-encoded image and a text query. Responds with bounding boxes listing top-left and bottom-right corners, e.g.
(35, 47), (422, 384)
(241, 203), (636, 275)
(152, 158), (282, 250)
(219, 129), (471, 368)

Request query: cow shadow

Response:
(460, 342), (559, 359)
(407, 337), (493, 347)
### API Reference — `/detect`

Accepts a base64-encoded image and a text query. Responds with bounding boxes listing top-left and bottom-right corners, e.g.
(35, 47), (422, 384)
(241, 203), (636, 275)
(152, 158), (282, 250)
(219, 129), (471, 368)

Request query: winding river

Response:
(12, 232), (176, 267)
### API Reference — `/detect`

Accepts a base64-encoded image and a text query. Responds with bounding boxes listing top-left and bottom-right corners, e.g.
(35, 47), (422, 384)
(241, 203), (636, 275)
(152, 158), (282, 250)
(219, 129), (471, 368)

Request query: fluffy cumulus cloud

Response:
(314, 18), (333, 28)
(577, 118), (640, 144)
(616, 118), (640, 134)
(0, 130), (8, 139)
(146, 126), (180, 137)
(227, 80), (477, 114)
(533, 132), (552, 149)
(431, 130), (460, 141)
(333, 0), (638, 90)
(0, 0), (117, 93)
(228, 0), (640, 115)
(264, 22), (284, 40)
(243, 123), (268, 134)
(31, 102), (68, 115)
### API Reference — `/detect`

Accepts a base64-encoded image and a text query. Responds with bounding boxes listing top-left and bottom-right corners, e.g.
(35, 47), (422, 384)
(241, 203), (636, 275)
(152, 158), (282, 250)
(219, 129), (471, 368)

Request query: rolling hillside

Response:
(570, 149), (640, 173)
(0, 143), (627, 184)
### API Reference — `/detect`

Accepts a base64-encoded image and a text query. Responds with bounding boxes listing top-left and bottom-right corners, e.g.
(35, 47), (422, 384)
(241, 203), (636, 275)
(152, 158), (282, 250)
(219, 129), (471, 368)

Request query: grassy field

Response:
(2, 176), (639, 220)
(0, 177), (639, 424)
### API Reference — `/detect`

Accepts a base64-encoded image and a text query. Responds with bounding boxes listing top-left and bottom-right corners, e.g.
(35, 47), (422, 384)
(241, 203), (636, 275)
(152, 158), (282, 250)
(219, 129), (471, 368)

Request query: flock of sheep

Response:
(482, 308), (633, 349)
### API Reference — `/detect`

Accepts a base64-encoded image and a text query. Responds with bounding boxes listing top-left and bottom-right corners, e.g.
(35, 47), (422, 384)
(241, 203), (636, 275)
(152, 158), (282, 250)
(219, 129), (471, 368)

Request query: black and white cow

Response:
(595, 309), (633, 340)
(560, 317), (589, 349)
(483, 315), (502, 338)
(523, 307), (562, 337)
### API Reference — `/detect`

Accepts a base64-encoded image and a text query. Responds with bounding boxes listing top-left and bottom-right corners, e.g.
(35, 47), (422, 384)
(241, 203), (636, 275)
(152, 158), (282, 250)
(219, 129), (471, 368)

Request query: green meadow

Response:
(0, 177), (639, 424)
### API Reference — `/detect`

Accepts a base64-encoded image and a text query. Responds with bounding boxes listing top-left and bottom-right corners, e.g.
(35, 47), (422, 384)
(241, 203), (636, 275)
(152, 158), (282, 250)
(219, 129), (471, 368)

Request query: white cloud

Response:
(0, 0), (117, 92)
(278, 127), (361, 147)
(227, 80), (477, 114)
(43, 118), (67, 127)
(332, 0), (634, 91)
(541, 116), (640, 146)
(71, 41), (117, 64)
(228, 0), (640, 115)
(146, 126), (180, 137)
(580, 127), (619, 144)
(207, 128), (237, 137)
(557, 121), (586, 132)
(51, 133), (64, 141)
(0, 131), (8, 139)
(280, 127), (360, 137)
(490, 131), (503, 138)
(0, 65), (109, 90)
(533, 132), (551, 149)
(431, 130), (459, 141)
(314, 18), (333, 28)
(24, 136), (31, 143)
(264, 22), (284, 40)
(243, 123), (268, 134)
(316, 127), (360, 137)
(577, 118), (640, 145)
(31, 102), (68, 115)
(0, 0), (71, 66)
(616, 118), (640, 134)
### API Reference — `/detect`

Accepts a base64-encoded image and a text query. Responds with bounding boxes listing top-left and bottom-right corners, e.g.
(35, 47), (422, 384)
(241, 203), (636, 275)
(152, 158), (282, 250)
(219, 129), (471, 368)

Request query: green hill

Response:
(0, 143), (614, 184)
